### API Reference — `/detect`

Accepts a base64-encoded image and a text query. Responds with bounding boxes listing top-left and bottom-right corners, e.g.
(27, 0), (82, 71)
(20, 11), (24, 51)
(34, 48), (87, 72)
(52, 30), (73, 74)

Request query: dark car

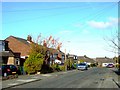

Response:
(77, 63), (88, 70)
(106, 64), (114, 68)
(0, 65), (18, 77)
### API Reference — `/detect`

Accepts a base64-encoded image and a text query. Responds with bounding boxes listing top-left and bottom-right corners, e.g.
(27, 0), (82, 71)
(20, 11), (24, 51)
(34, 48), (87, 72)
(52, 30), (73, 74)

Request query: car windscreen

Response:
(78, 63), (86, 66)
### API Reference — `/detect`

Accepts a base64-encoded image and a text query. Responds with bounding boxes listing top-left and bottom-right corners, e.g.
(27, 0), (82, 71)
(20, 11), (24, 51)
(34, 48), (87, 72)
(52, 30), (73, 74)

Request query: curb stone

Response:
(2, 79), (41, 90)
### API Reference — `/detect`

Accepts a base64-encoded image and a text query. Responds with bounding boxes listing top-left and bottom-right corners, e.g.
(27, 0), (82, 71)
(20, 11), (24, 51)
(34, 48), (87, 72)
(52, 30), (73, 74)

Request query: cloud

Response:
(87, 17), (118, 29)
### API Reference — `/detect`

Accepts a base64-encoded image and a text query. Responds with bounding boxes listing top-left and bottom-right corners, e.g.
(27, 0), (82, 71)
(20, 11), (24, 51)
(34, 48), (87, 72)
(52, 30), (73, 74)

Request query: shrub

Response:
(116, 64), (120, 68)
(72, 63), (77, 69)
(90, 63), (97, 67)
(51, 63), (61, 72)
(23, 52), (44, 74)
(59, 65), (65, 71)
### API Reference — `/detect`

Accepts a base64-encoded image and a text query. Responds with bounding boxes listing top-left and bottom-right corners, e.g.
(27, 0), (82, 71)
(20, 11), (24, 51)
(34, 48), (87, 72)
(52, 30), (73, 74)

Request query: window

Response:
(16, 58), (20, 65)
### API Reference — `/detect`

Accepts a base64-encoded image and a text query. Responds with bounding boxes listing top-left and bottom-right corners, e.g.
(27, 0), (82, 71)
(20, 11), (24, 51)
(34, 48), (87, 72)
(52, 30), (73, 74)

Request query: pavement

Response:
(110, 68), (120, 88)
(1, 68), (120, 89)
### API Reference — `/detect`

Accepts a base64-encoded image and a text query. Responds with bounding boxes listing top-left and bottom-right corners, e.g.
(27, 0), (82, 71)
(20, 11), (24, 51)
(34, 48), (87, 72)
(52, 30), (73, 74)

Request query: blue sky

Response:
(2, 1), (119, 58)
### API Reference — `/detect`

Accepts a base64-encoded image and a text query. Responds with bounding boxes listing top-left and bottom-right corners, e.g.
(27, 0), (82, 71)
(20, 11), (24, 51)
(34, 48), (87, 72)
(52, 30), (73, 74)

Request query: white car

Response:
(54, 59), (61, 64)
(77, 63), (88, 70)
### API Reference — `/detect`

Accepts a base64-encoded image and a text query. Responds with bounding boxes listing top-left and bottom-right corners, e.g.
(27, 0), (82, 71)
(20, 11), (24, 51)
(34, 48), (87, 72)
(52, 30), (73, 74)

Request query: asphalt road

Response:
(5, 67), (119, 88)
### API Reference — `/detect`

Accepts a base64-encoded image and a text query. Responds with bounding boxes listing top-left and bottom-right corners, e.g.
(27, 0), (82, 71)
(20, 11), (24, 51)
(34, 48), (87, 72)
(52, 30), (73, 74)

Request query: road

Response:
(3, 67), (119, 88)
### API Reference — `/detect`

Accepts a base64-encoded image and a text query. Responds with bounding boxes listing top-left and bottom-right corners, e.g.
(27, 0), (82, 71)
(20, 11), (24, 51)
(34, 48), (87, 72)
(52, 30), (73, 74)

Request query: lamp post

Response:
(64, 48), (67, 71)
(64, 41), (70, 71)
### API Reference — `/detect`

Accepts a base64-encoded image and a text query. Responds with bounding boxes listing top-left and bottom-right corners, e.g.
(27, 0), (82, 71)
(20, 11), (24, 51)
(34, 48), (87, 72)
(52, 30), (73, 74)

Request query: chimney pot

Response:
(27, 35), (32, 42)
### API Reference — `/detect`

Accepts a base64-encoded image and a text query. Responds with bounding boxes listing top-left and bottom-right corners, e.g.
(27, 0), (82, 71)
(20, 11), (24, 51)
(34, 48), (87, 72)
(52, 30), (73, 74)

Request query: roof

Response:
(96, 57), (114, 63)
(0, 51), (14, 57)
(5, 36), (32, 56)
(78, 55), (95, 63)
(5, 35), (65, 58)
(6, 36), (30, 46)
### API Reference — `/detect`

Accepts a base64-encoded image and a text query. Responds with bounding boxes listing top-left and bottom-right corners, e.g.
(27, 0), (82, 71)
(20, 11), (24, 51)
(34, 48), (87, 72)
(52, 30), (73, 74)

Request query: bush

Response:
(51, 64), (61, 72)
(64, 59), (74, 70)
(116, 64), (120, 68)
(90, 63), (97, 67)
(72, 63), (77, 69)
(23, 52), (44, 74)
(59, 65), (65, 71)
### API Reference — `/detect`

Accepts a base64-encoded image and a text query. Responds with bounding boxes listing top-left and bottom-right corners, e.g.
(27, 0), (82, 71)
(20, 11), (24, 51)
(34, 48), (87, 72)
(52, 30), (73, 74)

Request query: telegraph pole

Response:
(65, 49), (67, 71)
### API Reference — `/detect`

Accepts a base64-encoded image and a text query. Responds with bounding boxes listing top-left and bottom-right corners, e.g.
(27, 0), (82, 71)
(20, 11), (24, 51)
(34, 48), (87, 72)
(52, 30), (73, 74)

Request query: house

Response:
(5, 35), (65, 66)
(5, 35), (32, 66)
(0, 40), (20, 65)
(67, 54), (78, 64)
(49, 49), (65, 65)
(96, 57), (115, 67)
(77, 55), (95, 65)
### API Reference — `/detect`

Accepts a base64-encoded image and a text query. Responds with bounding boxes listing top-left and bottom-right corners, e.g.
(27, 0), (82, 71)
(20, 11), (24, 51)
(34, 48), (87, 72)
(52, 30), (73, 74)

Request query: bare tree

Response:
(104, 30), (119, 55)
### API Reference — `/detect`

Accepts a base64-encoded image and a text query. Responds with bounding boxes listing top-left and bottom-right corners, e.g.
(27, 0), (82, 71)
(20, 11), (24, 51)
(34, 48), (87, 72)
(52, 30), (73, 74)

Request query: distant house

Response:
(67, 54), (78, 64)
(0, 40), (20, 65)
(77, 55), (95, 65)
(49, 49), (65, 65)
(5, 35), (32, 66)
(96, 57), (115, 67)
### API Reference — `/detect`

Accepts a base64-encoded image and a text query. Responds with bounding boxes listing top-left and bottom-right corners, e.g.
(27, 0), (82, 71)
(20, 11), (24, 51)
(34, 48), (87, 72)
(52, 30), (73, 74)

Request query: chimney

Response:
(27, 35), (32, 42)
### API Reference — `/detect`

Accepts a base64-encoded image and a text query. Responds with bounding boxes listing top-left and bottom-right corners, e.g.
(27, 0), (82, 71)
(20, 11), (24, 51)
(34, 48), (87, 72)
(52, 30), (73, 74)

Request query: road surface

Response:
(3, 67), (119, 89)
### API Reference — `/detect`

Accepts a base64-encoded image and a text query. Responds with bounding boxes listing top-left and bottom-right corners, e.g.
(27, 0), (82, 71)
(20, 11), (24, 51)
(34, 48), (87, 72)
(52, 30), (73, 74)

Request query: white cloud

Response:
(87, 20), (111, 29)
(87, 17), (118, 29)
(108, 17), (118, 25)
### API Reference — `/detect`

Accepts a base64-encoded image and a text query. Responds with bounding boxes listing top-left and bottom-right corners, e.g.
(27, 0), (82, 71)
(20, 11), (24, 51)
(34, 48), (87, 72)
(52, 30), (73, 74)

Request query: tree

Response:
(104, 29), (120, 71)
(23, 35), (45, 74)
(104, 30), (119, 55)
(24, 34), (63, 74)
(42, 35), (62, 65)
(24, 52), (44, 74)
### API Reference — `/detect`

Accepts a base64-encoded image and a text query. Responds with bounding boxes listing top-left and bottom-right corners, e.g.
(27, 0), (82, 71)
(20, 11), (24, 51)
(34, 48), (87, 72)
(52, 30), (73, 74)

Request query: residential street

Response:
(2, 67), (120, 89)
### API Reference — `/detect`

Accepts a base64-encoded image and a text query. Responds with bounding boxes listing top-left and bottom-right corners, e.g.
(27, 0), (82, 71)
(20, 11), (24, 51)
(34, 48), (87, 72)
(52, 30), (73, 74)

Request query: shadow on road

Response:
(113, 69), (120, 76)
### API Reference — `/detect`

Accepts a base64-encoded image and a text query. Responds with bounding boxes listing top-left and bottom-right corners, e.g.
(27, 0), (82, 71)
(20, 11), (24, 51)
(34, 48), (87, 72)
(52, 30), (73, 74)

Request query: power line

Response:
(3, 3), (116, 24)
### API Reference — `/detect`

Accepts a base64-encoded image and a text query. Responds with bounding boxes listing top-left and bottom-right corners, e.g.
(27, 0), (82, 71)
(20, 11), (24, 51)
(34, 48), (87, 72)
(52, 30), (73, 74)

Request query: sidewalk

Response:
(111, 68), (120, 88)
(2, 70), (76, 89)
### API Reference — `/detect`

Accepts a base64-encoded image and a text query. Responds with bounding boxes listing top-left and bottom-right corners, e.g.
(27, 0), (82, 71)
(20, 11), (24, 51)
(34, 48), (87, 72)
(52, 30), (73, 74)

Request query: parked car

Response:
(77, 63), (88, 70)
(106, 64), (114, 68)
(0, 65), (18, 77)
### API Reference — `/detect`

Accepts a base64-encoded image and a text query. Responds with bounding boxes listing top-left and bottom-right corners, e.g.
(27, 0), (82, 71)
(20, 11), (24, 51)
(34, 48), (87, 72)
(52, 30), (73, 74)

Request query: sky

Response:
(1, 1), (119, 58)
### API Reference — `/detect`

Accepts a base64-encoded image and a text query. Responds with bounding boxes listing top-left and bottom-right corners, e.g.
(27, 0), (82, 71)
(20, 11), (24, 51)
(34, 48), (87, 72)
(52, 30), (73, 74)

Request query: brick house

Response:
(48, 49), (65, 65)
(5, 35), (65, 66)
(5, 35), (32, 66)
(0, 40), (18, 65)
